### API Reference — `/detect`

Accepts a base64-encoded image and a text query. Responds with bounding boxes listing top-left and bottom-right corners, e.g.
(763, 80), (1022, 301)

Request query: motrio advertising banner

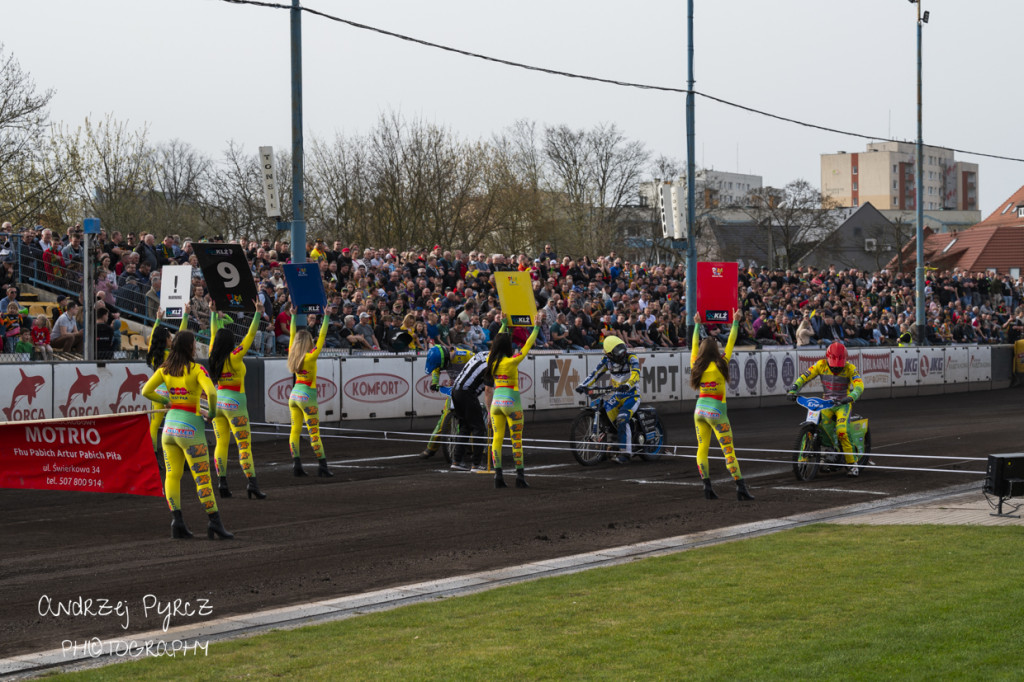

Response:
(0, 412), (163, 497)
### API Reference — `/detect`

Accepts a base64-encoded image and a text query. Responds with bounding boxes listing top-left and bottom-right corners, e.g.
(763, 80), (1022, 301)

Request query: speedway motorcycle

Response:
(569, 386), (666, 466)
(792, 395), (871, 481)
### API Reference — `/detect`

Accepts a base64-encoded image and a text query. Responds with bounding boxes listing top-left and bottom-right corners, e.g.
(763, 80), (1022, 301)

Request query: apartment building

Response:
(821, 141), (978, 212)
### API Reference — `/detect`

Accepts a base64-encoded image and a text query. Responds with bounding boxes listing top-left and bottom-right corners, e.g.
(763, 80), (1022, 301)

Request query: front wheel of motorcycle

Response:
(570, 411), (608, 466)
(793, 424), (822, 481)
(635, 413), (666, 462)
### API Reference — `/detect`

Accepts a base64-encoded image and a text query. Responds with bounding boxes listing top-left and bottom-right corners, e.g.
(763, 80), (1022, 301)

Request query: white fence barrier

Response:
(3, 345), (1000, 426)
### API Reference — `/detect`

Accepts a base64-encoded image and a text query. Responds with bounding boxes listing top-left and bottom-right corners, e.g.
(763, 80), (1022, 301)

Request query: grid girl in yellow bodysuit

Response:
(488, 316), (539, 489)
(145, 307), (188, 467)
(690, 310), (754, 501)
(142, 330), (233, 540)
(287, 309), (333, 477)
(208, 300), (266, 500)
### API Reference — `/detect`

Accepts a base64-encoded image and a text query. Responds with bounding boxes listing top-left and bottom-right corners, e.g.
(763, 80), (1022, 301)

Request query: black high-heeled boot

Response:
(293, 458), (308, 477)
(317, 459), (333, 478)
(494, 468), (507, 488)
(218, 476), (232, 498)
(736, 478), (755, 501)
(515, 469), (529, 489)
(171, 510), (193, 539)
(246, 477), (267, 500)
(207, 512), (234, 540)
(703, 478), (718, 500)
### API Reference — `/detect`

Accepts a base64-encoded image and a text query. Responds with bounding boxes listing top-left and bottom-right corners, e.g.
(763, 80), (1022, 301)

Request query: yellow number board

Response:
(494, 272), (537, 327)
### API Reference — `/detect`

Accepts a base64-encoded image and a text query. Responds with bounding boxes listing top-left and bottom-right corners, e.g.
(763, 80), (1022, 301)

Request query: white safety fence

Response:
(0, 345), (997, 424)
(258, 345), (994, 424)
(245, 421), (989, 477)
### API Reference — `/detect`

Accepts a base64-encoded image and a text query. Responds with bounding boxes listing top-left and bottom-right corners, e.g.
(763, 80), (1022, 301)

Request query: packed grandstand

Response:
(1, 222), (1023, 360)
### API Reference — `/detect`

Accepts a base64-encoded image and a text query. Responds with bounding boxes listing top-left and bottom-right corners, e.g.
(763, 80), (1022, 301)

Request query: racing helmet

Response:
(424, 346), (448, 374)
(826, 341), (847, 372)
(602, 335), (628, 364)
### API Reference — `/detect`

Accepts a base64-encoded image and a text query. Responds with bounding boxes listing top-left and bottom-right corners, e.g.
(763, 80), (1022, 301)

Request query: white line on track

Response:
(772, 485), (888, 495)
(873, 434), (957, 449)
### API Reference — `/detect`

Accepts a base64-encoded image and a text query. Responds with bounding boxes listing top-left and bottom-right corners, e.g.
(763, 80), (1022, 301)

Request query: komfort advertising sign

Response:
(344, 373), (409, 403)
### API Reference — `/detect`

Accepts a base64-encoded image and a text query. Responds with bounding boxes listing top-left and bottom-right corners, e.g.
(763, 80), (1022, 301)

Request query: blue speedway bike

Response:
(569, 386), (666, 466)
(792, 395), (871, 481)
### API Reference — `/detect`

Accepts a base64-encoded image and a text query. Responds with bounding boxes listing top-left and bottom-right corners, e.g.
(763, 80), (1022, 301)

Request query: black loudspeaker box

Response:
(984, 454), (1024, 497)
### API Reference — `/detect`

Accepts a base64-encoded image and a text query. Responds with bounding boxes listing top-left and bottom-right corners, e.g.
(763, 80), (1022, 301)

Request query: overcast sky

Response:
(5, 0), (1022, 218)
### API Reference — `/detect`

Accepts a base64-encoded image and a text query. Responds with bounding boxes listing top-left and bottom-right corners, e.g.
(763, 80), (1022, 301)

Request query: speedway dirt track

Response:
(1, 390), (1017, 657)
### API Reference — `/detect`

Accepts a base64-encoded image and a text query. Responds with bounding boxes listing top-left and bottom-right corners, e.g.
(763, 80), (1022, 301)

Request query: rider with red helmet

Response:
(787, 341), (865, 476)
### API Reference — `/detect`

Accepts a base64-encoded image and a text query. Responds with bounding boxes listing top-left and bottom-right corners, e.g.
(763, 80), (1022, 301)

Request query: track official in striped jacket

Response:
(449, 351), (493, 471)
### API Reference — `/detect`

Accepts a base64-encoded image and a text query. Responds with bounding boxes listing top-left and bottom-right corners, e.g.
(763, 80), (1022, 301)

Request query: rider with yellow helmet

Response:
(575, 335), (641, 464)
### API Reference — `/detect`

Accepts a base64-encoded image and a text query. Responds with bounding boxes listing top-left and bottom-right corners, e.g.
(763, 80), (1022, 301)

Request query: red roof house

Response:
(887, 185), (1024, 273)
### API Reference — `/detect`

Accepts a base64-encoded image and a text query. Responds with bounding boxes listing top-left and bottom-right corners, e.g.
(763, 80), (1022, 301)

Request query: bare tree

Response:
(144, 138), (212, 239)
(203, 141), (266, 241)
(483, 120), (553, 254)
(543, 122), (649, 256)
(0, 43), (58, 226)
(306, 132), (371, 243)
(742, 179), (840, 269)
(49, 114), (152, 232)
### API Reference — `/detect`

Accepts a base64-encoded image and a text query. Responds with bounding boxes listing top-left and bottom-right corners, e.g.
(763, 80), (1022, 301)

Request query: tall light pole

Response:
(911, 0), (929, 344)
(290, 0), (307, 327)
(684, 0), (697, 340)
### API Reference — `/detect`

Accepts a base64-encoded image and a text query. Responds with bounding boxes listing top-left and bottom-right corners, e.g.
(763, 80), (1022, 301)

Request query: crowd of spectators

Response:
(2, 220), (1024, 361)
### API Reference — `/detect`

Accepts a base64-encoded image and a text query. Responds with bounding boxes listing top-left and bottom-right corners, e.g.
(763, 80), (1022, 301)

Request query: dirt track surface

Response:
(2, 390), (1018, 657)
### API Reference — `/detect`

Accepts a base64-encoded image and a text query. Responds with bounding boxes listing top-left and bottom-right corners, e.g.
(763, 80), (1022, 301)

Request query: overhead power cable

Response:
(217, 0), (1024, 164)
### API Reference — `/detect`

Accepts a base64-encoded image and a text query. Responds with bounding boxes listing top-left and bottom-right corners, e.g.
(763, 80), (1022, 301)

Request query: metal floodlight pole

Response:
(83, 229), (95, 361)
(290, 0), (307, 326)
(685, 0), (698, 340)
(914, 0), (927, 345)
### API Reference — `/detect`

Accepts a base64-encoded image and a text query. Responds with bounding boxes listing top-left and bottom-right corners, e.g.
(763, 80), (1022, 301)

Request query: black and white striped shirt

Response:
(451, 351), (492, 396)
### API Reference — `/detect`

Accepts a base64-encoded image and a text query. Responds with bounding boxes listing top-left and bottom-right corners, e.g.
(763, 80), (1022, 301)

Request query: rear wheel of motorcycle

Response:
(793, 424), (822, 481)
(635, 413), (666, 462)
(439, 412), (457, 465)
(570, 412), (609, 466)
(858, 429), (872, 468)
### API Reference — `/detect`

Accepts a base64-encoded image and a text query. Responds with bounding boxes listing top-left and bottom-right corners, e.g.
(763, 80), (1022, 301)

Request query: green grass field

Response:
(55, 525), (1023, 681)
